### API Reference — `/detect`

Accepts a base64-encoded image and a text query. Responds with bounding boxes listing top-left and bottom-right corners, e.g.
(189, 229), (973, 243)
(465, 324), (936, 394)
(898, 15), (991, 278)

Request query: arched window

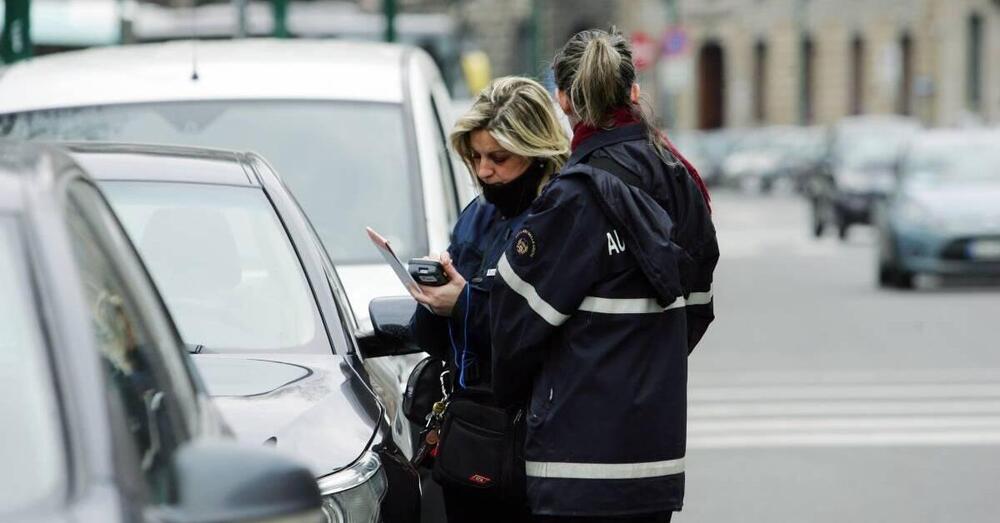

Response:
(698, 41), (726, 129)
(850, 35), (865, 115)
(753, 39), (769, 123)
(799, 35), (815, 125)
(967, 13), (984, 112)
(898, 33), (913, 115)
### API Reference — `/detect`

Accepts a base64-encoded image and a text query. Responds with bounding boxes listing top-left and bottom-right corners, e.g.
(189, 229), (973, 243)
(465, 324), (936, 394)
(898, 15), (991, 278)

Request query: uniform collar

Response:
(566, 123), (647, 168)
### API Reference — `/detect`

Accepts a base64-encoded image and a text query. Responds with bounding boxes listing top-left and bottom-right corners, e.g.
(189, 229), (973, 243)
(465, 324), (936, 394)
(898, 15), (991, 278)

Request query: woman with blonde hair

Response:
(408, 76), (569, 523)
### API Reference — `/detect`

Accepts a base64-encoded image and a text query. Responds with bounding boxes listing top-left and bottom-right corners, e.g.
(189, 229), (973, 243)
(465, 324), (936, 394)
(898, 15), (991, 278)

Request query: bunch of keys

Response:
(411, 371), (451, 468)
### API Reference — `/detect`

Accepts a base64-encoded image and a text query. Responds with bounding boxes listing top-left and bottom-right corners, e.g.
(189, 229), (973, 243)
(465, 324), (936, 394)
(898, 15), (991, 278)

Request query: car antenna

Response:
(188, 0), (199, 81)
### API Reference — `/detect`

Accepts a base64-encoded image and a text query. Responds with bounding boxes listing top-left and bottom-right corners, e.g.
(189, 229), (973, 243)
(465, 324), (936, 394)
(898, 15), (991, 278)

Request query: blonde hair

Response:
(451, 76), (570, 188)
(554, 27), (672, 161)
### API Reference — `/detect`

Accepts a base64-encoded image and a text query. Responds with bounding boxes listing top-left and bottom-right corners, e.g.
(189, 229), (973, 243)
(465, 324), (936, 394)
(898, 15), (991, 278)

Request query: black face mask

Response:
(479, 162), (545, 218)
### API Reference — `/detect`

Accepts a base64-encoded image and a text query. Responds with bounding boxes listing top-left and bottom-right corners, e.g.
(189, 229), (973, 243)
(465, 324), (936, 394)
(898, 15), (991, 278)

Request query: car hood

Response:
(902, 181), (1000, 233)
(192, 353), (382, 478)
(337, 264), (410, 331)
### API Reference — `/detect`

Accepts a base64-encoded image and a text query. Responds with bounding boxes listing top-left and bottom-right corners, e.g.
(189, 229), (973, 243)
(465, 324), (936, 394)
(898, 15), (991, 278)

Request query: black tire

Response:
(811, 200), (825, 238)
(895, 269), (916, 289)
(878, 261), (916, 290)
(837, 221), (849, 241)
(878, 263), (895, 288)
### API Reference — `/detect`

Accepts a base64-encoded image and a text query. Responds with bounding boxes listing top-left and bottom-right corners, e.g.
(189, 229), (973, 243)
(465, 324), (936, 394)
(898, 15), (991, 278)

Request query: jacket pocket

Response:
(528, 381), (553, 428)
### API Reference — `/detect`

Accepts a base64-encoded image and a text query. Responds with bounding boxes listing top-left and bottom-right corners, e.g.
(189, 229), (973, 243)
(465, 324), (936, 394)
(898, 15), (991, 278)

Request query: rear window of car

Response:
(0, 217), (65, 515)
(0, 100), (425, 264)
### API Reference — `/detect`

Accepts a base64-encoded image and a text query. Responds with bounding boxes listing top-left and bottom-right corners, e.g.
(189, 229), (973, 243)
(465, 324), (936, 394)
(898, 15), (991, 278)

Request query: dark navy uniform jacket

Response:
(489, 124), (718, 516)
(410, 197), (532, 398)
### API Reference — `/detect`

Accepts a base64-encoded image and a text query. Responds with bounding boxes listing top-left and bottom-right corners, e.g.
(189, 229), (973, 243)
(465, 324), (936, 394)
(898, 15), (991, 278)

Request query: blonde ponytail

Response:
(570, 36), (624, 128)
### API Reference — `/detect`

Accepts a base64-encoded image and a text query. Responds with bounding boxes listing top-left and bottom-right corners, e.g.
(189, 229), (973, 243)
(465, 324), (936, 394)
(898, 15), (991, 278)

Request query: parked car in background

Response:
(0, 39), (473, 324)
(721, 126), (826, 193)
(668, 130), (713, 185)
(696, 128), (745, 186)
(807, 115), (921, 239)
(876, 130), (1000, 288)
(67, 143), (422, 522)
(0, 143), (323, 523)
(0, 38), (472, 473)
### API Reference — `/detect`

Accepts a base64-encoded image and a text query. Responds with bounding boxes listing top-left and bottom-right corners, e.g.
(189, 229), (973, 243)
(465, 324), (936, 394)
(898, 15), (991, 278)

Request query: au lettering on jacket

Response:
(606, 229), (625, 255)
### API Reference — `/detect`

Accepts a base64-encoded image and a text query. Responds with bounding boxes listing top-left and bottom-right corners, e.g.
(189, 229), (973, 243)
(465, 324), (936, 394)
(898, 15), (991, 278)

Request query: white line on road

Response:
(689, 416), (1000, 433)
(690, 368), (1000, 386)
(690, 383), (1000, 402)
(689, 399), (1000, 418)
(688, 431), (1000, 449)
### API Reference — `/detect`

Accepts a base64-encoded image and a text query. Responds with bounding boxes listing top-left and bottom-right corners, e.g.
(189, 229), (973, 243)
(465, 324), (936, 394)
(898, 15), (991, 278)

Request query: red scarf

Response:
(571, 106), (712, 211)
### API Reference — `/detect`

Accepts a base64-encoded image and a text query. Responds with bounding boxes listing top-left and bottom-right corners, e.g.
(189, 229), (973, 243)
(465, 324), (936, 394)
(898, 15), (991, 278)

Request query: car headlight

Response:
(317, 451), (387, 523)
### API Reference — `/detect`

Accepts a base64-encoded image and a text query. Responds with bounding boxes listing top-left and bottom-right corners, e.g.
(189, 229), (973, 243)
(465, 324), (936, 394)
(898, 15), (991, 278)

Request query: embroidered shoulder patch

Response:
(513, 228), (537, 260)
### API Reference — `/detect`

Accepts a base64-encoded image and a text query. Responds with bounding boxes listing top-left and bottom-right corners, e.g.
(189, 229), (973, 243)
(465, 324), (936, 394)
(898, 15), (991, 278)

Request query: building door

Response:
(698, 41), (726, 129)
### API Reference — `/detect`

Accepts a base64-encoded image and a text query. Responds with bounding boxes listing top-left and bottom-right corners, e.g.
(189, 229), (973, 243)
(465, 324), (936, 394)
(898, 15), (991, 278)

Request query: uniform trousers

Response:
(441, 486), (532, 523)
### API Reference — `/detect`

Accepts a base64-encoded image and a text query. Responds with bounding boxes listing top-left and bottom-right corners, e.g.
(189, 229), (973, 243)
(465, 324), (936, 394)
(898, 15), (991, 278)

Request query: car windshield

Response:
(837, 127), (916, 170)
(904, 139), (1000, 184)
(0, 218), (64, 515)
(101, 182), (329, 354)
(0, 100), (423, 263)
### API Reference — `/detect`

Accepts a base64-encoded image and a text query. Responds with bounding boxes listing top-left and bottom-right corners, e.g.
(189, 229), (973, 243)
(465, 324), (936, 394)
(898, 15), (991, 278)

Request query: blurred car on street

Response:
(876, 130), (1000, 288)
(66, 143), (423, 523)
(667, 130), (714, 185)
(0, 142), (323, 523)
(696, 128), (745, 186)
(0, 37), (470, 467)
(721, 126), (826, 193)
(807, 115), (921, 239)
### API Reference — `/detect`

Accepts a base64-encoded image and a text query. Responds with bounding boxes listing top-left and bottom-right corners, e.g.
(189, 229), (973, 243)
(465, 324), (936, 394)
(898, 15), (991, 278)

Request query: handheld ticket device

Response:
(366, 228), (449, 297)
(408, 259), (448, 286)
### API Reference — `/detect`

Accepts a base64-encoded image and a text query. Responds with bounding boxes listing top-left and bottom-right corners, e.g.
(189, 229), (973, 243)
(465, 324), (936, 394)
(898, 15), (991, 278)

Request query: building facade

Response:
(615, 0), (1000, 129)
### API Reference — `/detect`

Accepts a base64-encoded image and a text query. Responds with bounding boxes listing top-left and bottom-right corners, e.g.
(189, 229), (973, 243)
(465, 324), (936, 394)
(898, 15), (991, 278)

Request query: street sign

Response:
(631, 31), (658, 72)
(661, 26), (689, 57)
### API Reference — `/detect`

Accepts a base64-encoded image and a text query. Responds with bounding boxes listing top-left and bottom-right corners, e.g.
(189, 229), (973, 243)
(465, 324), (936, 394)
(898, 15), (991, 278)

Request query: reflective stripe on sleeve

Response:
(687, 288), (713, 306)
(525, 457), (685, 480)
(496, 254), (570, 327)
(579, 295), (685, 314)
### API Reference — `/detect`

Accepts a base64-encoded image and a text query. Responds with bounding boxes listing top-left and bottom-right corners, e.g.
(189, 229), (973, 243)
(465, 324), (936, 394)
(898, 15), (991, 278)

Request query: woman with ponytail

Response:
(488, 28), (719, 522)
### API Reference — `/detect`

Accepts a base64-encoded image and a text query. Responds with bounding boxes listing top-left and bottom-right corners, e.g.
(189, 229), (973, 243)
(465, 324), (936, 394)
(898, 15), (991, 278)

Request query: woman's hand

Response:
(411, 252), (467, 316)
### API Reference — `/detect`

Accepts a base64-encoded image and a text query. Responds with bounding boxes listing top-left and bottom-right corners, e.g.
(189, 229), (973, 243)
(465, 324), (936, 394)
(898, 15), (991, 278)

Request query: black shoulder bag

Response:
(432, 398), (526, 500)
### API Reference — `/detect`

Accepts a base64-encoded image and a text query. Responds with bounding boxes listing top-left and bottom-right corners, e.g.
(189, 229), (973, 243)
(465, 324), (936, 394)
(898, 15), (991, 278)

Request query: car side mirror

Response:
(157, 441), (323, 523)
(357, 296), (422, 358)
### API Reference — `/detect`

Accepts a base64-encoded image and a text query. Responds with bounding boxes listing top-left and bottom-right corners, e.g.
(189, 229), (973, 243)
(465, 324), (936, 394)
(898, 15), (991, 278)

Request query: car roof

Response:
(64, 142), (259, 187)
(0, 38), (410, 113)
(910, 129), (1000, 149)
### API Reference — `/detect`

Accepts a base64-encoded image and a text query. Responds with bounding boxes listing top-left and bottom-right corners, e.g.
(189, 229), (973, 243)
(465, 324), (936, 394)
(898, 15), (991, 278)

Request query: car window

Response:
(102, 181), (331, 354)
(0, 100), (426, 264)
(64, 187), (189, 505)
(429, 94), (461, 224)
(0, 217), (66, 516)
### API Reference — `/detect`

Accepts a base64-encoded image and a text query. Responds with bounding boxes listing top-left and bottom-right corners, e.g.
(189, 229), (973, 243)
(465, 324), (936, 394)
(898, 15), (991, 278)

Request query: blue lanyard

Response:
(447, 284), (473, 389)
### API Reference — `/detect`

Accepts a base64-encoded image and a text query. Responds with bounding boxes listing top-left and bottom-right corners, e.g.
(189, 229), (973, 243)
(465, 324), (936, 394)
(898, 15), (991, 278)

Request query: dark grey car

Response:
(62, 143), (422, 523)
(0, 143), (323, 522)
